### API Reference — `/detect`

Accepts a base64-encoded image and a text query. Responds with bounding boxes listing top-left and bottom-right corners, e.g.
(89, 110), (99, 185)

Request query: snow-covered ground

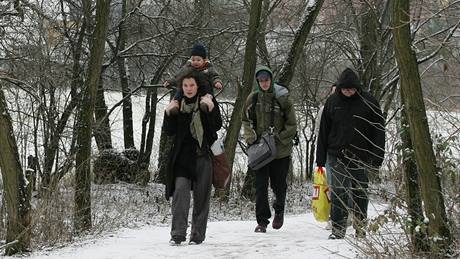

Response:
(26, 211), (377, 259)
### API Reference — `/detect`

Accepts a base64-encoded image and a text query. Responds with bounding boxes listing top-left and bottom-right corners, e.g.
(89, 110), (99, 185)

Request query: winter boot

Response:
(272, 213), (284, 229)
(328, 233), (344, 240)
(189, 240), (203, 245)
(254, 223), (267, 233)
(169, 235), (186, 245)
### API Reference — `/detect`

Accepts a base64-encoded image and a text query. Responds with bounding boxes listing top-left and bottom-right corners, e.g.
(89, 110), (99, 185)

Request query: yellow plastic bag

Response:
(311, 167), (331, 222)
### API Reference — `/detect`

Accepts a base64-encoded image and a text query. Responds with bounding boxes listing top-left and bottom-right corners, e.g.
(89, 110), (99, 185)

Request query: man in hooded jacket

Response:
(316, 68), (385, 239)
(242, 66), (297, 233)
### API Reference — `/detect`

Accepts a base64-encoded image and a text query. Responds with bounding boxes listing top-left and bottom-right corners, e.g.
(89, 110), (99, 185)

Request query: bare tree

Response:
(392, 0), (451, 250)
(0, 88), (31, 255)
(399, 106), (429, 252)
(74, 0), (111, 233)
(116, 0), (135, 149)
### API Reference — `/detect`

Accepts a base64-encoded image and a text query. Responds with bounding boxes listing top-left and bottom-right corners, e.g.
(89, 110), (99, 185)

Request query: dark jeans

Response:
(255, 156), (290, 226)
(328, 155), (368, 236)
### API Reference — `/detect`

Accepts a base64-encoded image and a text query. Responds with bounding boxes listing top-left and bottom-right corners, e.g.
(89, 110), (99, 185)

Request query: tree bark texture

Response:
(94, 75), (113, 150)
(392, 0), (451, 248)
(400, 107), (429, 253)
(74, 0), (111, 233)
(0, 88), (31, 255)
(359, 1), (382, 98)
(277, 0), (325, 86)
(118, 0), (135, 149)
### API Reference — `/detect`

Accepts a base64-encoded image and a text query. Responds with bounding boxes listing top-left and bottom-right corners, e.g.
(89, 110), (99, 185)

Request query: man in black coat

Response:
(316, 68), (385, 239)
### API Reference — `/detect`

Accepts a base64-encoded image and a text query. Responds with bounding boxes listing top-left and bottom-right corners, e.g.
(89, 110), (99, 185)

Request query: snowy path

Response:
(27, 213), (359, 259)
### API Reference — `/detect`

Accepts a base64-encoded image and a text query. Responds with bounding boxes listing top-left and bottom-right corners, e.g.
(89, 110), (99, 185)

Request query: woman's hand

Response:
(165, 100), (180, 115)
(200, 94), (214, 112)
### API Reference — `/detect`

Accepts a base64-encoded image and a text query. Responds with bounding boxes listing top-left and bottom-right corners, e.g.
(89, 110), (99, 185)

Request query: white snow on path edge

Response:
(25, 212), (361, 259)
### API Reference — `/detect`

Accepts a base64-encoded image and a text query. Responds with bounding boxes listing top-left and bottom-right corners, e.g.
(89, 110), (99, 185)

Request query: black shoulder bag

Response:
(247, 97), (278, 170)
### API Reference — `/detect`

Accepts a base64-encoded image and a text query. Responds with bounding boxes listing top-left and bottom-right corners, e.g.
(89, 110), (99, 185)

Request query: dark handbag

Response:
(247, 132), (277, 170)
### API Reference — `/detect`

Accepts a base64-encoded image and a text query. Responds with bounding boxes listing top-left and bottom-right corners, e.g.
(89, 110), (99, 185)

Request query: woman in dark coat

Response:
(163, 71), (222, 245)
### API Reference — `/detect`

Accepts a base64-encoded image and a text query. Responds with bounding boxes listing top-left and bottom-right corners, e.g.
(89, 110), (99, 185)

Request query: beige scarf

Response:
(180, 98), (204, 147)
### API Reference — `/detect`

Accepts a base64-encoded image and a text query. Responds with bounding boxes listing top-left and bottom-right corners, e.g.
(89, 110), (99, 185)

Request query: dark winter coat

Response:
(242, 66), (298, 159)
(163, 96), (222, 199)
(315, 85), (385, 168)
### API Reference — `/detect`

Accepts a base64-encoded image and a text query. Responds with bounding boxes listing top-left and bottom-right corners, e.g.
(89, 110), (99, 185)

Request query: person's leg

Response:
(325, 154), (333, 230)
(350, 166), (369, 237)
(269, 157), (290, 229)
(325, 155), (332, 187)
(329, 156), (351, 238)
(255, 164), (271, 229)
(269, 157), (290, 214)
(171, 177), (192, 242)
(190, 155), (213, 243)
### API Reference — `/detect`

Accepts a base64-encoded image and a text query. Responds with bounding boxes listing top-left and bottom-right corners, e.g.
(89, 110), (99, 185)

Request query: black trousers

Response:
(255, 156), (290, 226)
(328, 155), (369, 236)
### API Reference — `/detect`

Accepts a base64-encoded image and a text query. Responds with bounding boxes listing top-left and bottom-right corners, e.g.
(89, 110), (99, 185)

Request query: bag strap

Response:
(269, 96), (275, 134)
(249, 93), (258, 130)
(250, 92), (277, 134)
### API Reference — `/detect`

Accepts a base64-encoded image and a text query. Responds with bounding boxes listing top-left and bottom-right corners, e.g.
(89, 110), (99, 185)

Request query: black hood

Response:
(336, 68), (361, 89)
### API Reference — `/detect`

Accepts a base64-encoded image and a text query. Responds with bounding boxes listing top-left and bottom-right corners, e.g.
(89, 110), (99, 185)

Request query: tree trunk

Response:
(277, 0), (325, 86)
(256, 0), (271, 67)
(392, 0), (451, 249)
(226, 0), (263, 198)
(0, 88), (31, 255)
(359, 1), (382, 97)
(400, 106), (429, 252)
(118, 0), (135, 149)
(74, 0), (111, 233)
(94, 75), (113, 150)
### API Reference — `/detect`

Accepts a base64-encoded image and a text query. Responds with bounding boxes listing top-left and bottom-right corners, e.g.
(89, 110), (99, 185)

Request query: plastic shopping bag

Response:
(311, 167), (330, 222)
